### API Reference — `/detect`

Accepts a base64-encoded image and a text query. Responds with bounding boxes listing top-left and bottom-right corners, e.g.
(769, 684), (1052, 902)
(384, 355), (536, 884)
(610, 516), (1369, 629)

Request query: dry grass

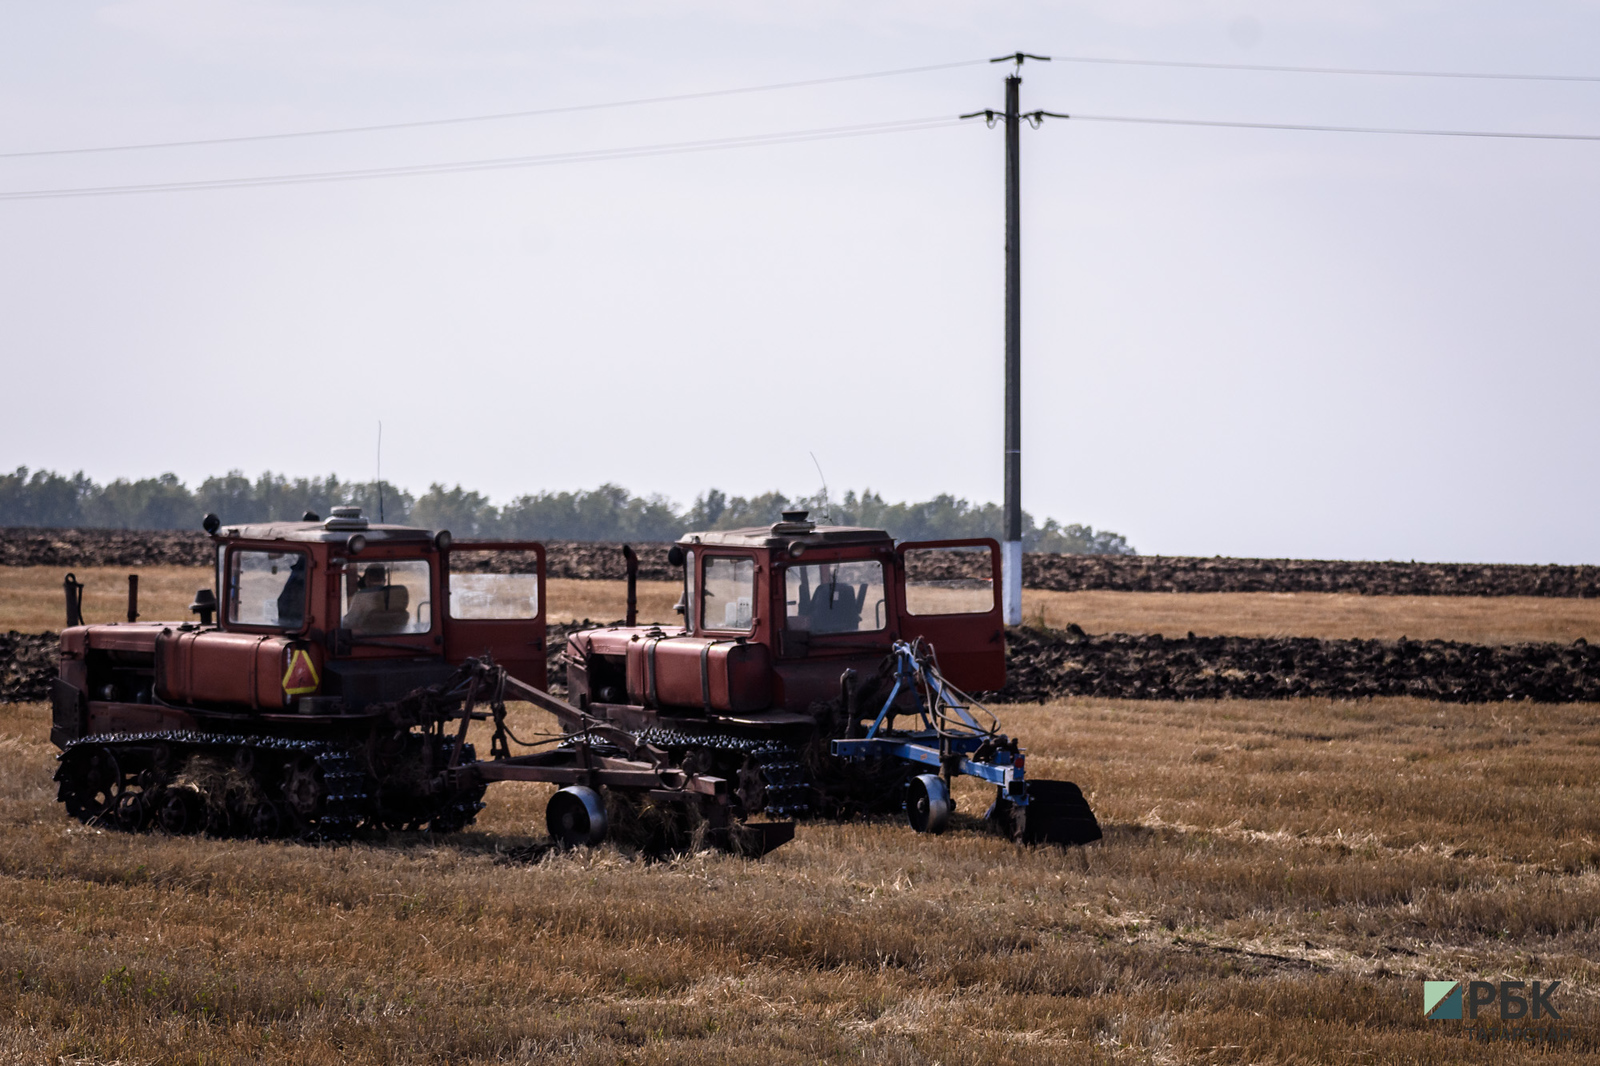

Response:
(0, 566), (213, 633)
(8, 567), (1598, 644)
(545, 578), (682, 625)
(1, 693), (1596, 1063)
(1023, 589), (1600, 644)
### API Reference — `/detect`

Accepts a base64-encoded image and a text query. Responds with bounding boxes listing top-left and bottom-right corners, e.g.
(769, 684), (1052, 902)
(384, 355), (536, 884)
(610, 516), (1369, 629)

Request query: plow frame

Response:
(830, 639), (1030, 808)
(420, 658), (798, 852)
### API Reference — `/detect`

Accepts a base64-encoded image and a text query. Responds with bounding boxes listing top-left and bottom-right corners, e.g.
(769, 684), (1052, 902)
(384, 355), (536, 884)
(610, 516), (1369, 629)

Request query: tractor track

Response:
(54, 730), (485, 840)
(630, 728), (813, 817)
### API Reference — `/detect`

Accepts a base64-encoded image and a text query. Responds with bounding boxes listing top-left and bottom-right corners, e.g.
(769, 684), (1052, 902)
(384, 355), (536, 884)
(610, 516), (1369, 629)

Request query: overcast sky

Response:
(0, 1), (1596, 563)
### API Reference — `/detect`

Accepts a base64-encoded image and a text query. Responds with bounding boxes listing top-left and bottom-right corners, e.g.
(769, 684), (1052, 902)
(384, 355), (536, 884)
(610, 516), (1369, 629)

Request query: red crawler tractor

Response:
(565, 510), (1100, 844)
(49, 507), (778, 851)
(50, 506), (1097, 850)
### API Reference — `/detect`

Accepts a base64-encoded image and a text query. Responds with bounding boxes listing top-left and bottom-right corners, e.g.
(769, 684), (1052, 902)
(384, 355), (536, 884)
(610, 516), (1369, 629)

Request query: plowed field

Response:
(5, 528), (1596, 596)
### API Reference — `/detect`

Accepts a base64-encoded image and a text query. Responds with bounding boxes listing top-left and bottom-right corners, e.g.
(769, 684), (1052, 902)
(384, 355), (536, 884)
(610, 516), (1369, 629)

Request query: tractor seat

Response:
(344, 585), (412, 635)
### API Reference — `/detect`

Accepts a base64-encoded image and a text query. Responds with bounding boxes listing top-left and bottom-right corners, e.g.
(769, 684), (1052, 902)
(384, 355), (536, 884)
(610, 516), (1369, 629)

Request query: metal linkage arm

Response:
(500, 672), (587, 730)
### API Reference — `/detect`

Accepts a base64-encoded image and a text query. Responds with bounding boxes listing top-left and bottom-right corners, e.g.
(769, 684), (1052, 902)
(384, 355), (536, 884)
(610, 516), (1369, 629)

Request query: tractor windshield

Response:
(785, 560), (886, 634)
(341, 559), (432, 636)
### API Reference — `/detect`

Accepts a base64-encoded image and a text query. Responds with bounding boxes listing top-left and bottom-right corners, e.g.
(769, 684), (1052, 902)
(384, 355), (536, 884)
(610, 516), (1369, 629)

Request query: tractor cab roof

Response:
(677, 510), (892, 551)
(213, 506), (435, 546)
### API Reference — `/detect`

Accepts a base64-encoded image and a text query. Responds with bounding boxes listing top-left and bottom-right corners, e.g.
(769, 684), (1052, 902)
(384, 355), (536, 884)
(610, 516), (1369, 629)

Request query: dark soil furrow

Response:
(4, 529), (1596, 596)
(7, 625), (1598, 705)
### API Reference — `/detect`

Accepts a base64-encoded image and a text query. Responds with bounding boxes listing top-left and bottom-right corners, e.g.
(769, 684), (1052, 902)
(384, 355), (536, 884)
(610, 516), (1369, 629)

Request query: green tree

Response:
(411, 483), (497, 537)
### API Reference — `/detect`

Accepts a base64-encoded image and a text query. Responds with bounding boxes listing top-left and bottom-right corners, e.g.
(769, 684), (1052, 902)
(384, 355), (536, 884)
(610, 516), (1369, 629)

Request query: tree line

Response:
(0, 467), (1136, 555)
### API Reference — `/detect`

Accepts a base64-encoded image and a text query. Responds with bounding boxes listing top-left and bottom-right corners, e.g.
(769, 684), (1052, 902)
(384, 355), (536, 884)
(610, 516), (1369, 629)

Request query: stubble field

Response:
(1, 569), (1597, 1062)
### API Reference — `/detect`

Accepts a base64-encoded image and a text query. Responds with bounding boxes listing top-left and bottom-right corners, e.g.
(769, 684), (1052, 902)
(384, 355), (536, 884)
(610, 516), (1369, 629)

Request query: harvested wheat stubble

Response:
(998, 626), (1600, 704)
(1, 693), (1597, 1063)
(8, 528), (1597, 596)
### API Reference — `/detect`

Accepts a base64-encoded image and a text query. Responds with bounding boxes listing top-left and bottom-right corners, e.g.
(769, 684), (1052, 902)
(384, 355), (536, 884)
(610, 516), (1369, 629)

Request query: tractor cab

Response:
(51, 507), (547, 747)
(564, 510), (1004, 731)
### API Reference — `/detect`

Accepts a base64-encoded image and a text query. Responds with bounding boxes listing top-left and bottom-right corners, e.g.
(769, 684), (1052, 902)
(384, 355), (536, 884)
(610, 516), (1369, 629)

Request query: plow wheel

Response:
(906, 774), (951, 835)
(546, 786), (608, 848)
(57, 746), (124, 823)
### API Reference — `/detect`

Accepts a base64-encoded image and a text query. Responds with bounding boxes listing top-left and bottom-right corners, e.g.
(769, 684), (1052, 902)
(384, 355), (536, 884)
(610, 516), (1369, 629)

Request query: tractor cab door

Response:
(442, 542), (548, 688)
(895, 538), (1006, 693)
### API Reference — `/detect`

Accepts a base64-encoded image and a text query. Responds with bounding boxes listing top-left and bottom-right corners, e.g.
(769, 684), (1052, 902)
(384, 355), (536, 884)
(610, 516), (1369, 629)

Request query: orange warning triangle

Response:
(282, 648), (321, 696)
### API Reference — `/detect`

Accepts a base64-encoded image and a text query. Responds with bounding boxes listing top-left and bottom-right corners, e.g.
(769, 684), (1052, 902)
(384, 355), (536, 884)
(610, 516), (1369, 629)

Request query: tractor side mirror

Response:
(666, 545), (685, 567)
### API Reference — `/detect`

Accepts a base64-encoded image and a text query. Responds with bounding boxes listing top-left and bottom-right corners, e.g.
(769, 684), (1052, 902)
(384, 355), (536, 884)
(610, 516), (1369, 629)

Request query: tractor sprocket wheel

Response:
(59, 746), (123, 823)
(281, 756), (323, 819)
(735, 757), (767, 814)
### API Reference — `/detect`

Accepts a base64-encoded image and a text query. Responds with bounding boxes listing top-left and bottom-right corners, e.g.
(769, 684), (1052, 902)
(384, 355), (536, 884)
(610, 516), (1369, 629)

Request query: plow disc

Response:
(1014, 779), (1102, 846)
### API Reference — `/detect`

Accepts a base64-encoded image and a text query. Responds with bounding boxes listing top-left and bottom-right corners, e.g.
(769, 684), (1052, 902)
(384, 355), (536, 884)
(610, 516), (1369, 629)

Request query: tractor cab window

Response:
(228, 550), (308, 630)
(448, 549), (541, 619)
(786, 560), (886, 634)
(701, 555), (754, 631)
(341, 559), (432, 636)
(683, 550), (696, 632)
(902, 545), (996, 615)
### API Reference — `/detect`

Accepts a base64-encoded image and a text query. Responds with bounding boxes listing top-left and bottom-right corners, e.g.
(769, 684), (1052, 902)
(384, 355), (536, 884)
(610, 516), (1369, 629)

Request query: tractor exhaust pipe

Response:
(63, 573), (84, 628)
(622, 545), (638, 627)
(126, 574), (139, 624)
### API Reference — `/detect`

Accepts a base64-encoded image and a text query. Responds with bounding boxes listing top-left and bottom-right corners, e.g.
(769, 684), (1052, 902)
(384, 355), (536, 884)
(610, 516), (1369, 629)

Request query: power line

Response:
(8, 52), (1595, 163)
(1052, 54), (1600, 83)
(6, 109), (1596, 203)
(0, 116), (964, 201)
(1063, 113), (1600, 141)
(0, 59), (987, 160)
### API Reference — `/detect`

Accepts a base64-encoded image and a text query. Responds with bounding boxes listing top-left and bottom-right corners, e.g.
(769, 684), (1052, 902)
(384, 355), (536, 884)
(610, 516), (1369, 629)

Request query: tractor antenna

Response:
(810, 451), (833, 523)
(376, 421), (384, 523)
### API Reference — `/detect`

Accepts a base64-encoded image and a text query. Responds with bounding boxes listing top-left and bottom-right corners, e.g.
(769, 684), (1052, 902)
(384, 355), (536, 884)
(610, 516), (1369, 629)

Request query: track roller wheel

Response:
(546, 786), (608, 847)
(906, 774), (951, 835)
(155, 789), (204, 835)
(114, 790), (151, 832)
(248, 801), (285, 840)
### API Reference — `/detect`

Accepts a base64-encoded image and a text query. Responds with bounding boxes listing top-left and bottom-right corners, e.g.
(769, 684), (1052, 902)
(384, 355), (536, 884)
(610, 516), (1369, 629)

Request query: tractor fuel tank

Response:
(155, 629), (298, 711)
(624, 636), (772, 713)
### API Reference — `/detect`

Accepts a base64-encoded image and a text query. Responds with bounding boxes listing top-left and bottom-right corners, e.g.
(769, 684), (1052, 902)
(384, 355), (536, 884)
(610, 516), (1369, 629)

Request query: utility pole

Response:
(963, 53), (1067, 626)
